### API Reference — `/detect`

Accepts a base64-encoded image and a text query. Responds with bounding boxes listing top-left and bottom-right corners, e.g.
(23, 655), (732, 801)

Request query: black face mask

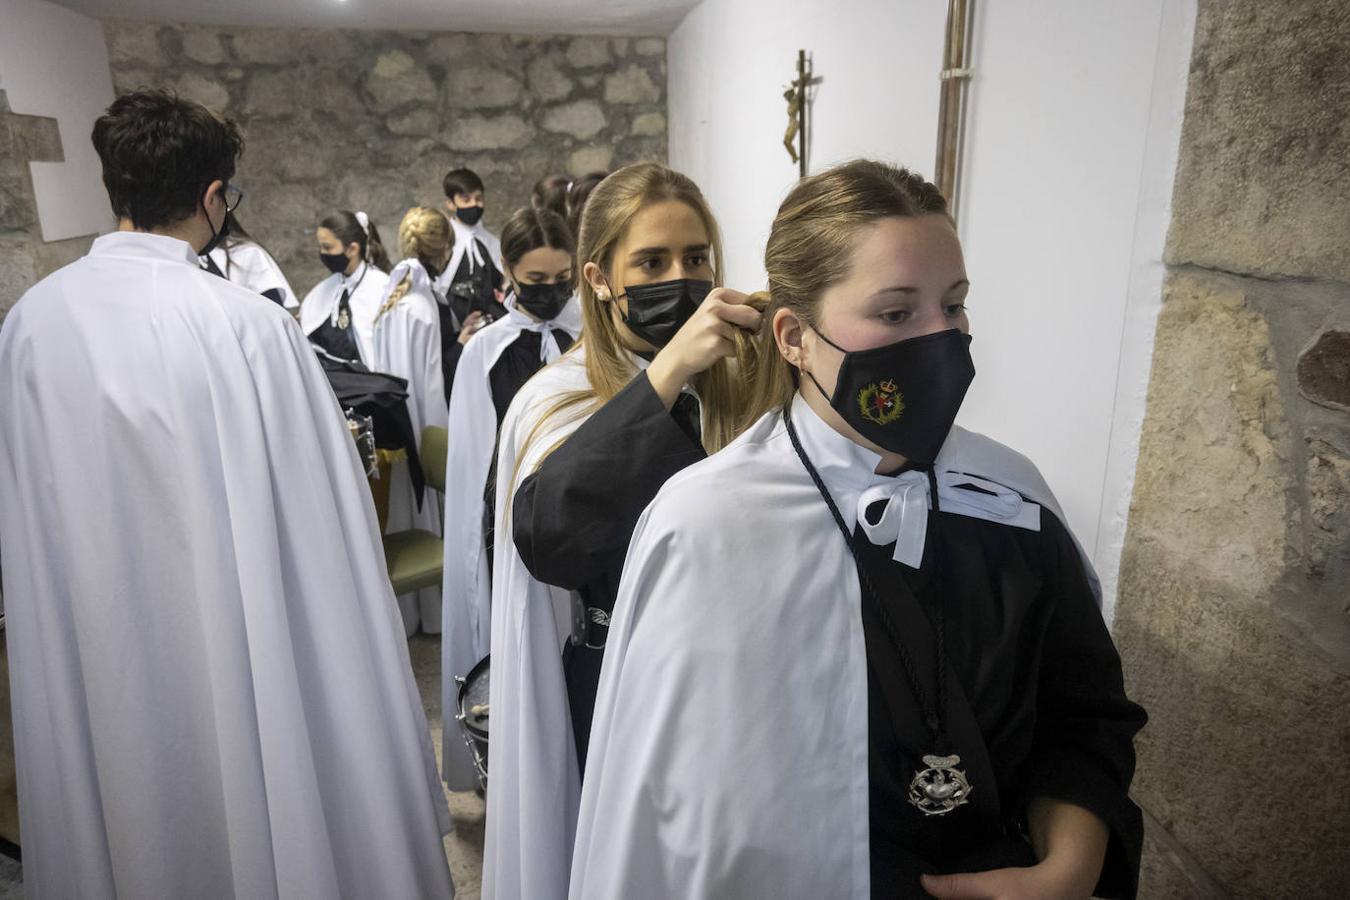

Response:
(514, 281), (572, 321)
(619, 278), (712, 349)
(806, 327), (975, 464)
(320, 252), (349, 274)
(456, 205), (484, 227)
(197, 195), (230, 256)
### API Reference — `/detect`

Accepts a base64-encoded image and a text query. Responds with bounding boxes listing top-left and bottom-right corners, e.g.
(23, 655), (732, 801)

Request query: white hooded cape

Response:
(568, 394), (1096, 899)
(439, 294), (582, 790)
(0, 232), (453, 899)
(480, 347), (599, 900)
(372, 258), (450, 635)
(299, 261), (389, 365)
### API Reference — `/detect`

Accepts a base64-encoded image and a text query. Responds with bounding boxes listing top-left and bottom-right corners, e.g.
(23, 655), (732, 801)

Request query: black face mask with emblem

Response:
(804, 327), (975, 465)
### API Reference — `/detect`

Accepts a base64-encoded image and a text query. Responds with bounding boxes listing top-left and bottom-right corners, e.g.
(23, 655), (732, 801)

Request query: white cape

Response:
(481, 347), (596, 900)
(205, 239), (298, 309)
(299, 261), (389, 365)
(0, 232), (453, 899)
(373, 258), (450, 635)
(439, 294), (581, 789)
(569, 394), (1096, 899)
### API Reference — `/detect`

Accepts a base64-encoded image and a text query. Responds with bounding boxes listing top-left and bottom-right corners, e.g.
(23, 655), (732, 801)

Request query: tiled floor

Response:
(0, 631), (482, 899)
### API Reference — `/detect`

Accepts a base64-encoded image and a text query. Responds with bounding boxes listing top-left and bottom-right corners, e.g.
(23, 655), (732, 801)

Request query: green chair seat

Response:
(384, 528), (444, 596)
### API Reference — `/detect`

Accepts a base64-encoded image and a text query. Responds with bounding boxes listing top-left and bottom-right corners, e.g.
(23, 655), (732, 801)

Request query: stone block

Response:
(0, 177), (34, 233)
(231, 28), (360, 65)
(630, 111), (666, 137)
(366, 50), (437, 111)
(635, 37), (664, 57)
(181, 27), (226, 65)
(0, 236), (38, 322)
(611, 38), (630, 57)
(1115, 268), (1350, 896)
(1304, 431), (1350, 577)
(604, 65), (660, 105)
(1166, 0), (1350, 280)
(104, 22), (166, 68)
(172, 73), (230, 113)
(1126, 273), (1289, 590)
(425, 34), (472, 65)
(527, 56), (573, 103)
(387, 107), (441, 136)
(565, 37), (610, 69)
(567, 145), (614, 178)
(9, 113), (63, 163)
(445, 68), (523, 109)
(446, 114), (532, 151)
(1297, 327), (1350, 411)
(540, 100), (606, 140)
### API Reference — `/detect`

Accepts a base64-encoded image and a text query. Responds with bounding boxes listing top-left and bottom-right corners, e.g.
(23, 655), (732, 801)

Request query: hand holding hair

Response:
(647, 287), (762, 409)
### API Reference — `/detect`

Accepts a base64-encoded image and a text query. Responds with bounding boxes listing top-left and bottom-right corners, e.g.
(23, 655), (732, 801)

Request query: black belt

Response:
(570, 594), (610, 650)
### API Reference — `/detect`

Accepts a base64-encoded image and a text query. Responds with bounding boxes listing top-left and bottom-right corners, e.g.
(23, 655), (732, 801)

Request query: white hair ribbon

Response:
(355, 210), (370, 234)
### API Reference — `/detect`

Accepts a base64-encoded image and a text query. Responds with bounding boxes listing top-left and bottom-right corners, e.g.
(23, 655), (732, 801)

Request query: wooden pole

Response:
(797, 49), (808, 177)
(934, 0), (974, 219)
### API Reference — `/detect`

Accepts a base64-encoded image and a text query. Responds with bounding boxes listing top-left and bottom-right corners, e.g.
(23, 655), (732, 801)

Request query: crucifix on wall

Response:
(783, 50), (821, 178)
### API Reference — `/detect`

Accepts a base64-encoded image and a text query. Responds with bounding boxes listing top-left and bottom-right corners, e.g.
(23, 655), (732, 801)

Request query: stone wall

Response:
(102, 22), (668, 294)
(1115, 1), (1350, 897)
(0, 92), (95, 322)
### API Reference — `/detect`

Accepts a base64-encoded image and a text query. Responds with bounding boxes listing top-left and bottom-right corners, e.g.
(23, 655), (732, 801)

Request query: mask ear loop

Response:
(799, 323), (845, 403)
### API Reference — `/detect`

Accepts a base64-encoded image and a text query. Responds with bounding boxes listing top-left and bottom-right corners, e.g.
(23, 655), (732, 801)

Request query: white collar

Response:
(91, 231), (200, 267)
(785, 393), (1040, 568)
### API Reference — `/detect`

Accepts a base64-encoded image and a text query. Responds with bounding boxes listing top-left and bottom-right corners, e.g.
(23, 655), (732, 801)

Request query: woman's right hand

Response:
(646, 288), (762, 409)
(458, 310), (486, 345)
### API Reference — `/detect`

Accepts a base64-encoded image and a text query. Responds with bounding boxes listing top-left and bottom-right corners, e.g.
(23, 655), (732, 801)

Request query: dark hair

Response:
(500, 206), (575, 275)
(92, 89), (243, 230)
(566, 170), (609, 240)
(320, 210), (392, 274)
(531, 175), (570, 218)
(442, 167), (485, 200)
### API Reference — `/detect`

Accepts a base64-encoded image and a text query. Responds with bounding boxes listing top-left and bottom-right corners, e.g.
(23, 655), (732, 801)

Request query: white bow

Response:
(856, 471), (1042, 568)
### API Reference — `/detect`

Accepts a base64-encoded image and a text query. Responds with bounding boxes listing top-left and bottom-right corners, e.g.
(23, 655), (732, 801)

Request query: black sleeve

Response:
(512, 371), (705, 590)
(443, 341), (464, 403)
(1023, 513), (1148, 899)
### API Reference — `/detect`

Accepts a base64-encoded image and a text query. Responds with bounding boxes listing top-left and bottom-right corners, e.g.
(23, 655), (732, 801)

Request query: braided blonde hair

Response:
(378, 206), (453, 319)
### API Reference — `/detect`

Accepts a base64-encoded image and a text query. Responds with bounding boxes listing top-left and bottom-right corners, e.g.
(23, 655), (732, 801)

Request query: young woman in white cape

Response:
(370, 206), (453, 635)
(481, 164), (761, 900)
(569, 161), (1147, 900)
(299, 210), (392, 365)
(199, 211), (299, 310)
(438, 206), (582, 790)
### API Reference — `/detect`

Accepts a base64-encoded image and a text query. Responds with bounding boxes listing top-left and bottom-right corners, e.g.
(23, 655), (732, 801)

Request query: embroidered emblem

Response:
(858, 378), (904, 426)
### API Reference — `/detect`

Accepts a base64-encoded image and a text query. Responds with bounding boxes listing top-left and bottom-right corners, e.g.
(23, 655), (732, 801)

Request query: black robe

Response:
(512, 371), (704, 769)
(859, 495), (1145, 899)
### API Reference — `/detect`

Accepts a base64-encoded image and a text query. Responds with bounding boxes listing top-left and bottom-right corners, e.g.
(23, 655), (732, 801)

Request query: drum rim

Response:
(457, 654), (490, 739)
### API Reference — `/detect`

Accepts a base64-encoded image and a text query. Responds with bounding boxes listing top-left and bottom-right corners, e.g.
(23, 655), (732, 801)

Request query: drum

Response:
(455, 655), (490, 794)
(345, 409), (377, 478)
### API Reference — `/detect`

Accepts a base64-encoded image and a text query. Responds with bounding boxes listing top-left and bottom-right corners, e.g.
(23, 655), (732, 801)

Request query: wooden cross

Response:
(784, 50), (822, 178)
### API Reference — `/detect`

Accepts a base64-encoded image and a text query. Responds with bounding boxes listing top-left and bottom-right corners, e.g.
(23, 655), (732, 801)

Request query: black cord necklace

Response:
(783, 404), (972, 817)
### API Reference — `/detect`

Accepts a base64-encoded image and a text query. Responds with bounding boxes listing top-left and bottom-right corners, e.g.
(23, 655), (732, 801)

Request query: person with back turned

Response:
(0, 89), (455, 899)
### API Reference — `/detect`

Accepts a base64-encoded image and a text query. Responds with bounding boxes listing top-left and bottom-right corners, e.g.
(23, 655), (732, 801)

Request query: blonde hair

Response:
(378, 206), (453, 319)
(518, 163), (742, 473)
(736, 160), (951, 431)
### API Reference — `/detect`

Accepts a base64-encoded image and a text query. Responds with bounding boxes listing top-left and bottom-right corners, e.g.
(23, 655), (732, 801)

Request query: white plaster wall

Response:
(0, 0), (116, 241)
(668, 0), (1196, 620)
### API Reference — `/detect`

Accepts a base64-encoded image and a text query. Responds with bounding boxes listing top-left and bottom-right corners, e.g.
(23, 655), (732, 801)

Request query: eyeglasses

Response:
(223, 183), (244, 213)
